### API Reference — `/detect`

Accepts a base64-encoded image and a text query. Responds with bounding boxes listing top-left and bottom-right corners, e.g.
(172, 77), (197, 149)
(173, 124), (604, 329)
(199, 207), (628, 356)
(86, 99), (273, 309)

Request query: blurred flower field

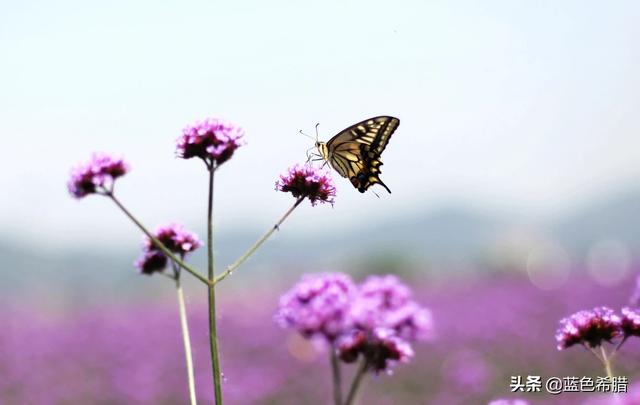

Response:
(4, 267), (640, 404)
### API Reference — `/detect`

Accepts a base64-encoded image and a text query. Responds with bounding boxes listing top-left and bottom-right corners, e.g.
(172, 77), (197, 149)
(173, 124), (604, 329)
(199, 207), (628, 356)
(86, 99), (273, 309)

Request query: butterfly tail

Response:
(378, 179), (392, 194)
(366, 176), (391, 194)
(352, 173), (392, 194)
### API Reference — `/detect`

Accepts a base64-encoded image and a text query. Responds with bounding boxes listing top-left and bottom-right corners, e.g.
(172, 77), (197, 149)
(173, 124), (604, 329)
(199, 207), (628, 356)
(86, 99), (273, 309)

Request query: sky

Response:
(1, 0), (640, 249)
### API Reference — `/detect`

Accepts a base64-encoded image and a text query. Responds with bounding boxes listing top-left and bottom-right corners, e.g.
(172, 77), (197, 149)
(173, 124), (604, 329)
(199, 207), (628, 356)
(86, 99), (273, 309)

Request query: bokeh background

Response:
(2, 0), (640, 404)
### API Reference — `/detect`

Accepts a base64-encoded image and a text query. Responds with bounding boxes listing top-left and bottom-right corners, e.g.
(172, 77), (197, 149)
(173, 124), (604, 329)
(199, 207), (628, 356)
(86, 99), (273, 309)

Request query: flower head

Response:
(134, 223), (202, 275)
(275, 164), (336, 205)
(359, 275), (413, 307)
(275, 273), (355, 341)
(556, 306), (622, 350)
(143, 223), (202, 255)
(350, 275), (433, 341)
(337, 327), (414, 373)
(134, 250), (168, 275)
(383, 301), (434, 341)
(621, 307), (640, 338)
(176, 118), (244, 166)
(67, 153), (129, 198)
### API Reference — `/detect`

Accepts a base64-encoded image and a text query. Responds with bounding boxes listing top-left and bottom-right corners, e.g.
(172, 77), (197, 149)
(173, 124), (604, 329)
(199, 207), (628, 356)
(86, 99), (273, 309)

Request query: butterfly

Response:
(311, 116), (400, 193)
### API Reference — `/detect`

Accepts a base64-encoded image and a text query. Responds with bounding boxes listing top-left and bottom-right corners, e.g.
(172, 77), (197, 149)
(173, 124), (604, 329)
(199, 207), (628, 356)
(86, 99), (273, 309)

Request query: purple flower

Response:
(275, 164), (336, 206)
(275, 273), (355, 341)
(67, 153), (129, 198)
(276, 272), (432, 373)
(359, 275), (412, 309)
(556, 306), (622, 350)
(337, 327), (413, 373)
(176, 118), (244, 166)
(350, 275), (433, 341)
(135, 251), (168, 275)
(384, 301), (434, 341)
(339, 275), (432, 373)
(621, 307), (640, 338)
(134, 223), (202, 275)
(143, 223), (202, 255)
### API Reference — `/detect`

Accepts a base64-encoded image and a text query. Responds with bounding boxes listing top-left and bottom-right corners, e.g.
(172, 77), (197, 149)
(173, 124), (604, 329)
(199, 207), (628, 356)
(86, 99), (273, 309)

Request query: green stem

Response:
(206, 166), (223, 404)
(213, 197), (304, 285)
(330, 348), (342, 405)
(175, 272), (197, 405)
(108, 193), (209, 285)
(600, 346), (614, 380)
(345, 359), (368, 405)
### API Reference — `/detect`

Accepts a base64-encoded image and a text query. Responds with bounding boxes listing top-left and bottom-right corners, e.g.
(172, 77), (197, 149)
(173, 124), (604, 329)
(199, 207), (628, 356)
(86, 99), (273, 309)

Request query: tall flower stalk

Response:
(174, 264), (197, 405)
(176, 118), (245, 403)
(330, 349), (343, 405)
(206, 164), (222, 403)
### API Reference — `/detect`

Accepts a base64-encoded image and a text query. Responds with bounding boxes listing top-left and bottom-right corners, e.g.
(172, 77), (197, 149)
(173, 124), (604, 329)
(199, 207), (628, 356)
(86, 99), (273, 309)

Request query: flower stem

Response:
(587, 346), (604, 363)
(174, 269), (197, 405)
(107, 193), (209, 285)
(611, 336), (628, 359)
(600, 346), (614, 380)
(213, 196), (305, 285)
(345, 359), (368, 405)
(206, 166), (223, 404)
(330, 348), (342, 405)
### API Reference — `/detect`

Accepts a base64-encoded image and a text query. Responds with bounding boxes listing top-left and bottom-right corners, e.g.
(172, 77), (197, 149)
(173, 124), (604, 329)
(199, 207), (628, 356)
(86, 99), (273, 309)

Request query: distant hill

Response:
(277, 205), (512, 262)
(550, 189), (640, 256)
(2, 188), (640, 299)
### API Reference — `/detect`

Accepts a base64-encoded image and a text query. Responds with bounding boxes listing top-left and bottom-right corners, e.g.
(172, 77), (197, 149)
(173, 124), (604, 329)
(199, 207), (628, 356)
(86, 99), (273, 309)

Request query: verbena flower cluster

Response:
(555, 306), (640, 350)
(67, 153), (129, 198)
(176, 118), (244, 166)
(349, 275), (433, 341)
(337, 327), (414, 373)
(621, 307), (640, 337)
(276, 164), (336, 205)
(135, 223), (202, 275)
(276, 273), (433, 373)
(276, 273), (355, 340)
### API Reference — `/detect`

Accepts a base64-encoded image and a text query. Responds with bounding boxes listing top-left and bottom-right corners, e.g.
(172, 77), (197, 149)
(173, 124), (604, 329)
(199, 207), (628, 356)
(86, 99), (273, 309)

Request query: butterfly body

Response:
(315, 116), (399, 193)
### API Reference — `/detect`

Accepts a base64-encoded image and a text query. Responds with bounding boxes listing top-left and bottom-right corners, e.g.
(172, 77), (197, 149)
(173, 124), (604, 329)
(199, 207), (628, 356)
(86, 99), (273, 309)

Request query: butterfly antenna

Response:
(315, 123), (320, 142)
(299, 129), (314, 140)
(372, 190), (381, 199)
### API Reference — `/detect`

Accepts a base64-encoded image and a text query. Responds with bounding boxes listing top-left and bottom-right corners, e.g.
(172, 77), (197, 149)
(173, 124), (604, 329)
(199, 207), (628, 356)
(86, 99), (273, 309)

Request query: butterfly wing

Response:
(325, 116), (399, 193)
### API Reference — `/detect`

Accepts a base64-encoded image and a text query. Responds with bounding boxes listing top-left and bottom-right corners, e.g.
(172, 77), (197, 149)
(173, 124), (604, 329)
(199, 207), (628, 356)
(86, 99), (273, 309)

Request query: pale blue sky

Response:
(2, 0), (640, 248)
